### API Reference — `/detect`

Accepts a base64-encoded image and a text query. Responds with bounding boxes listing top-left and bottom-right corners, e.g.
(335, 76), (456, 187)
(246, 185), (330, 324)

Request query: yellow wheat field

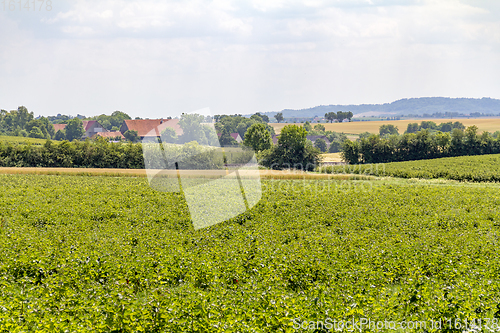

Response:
(0, 167), (369, 180)
(271, 118), (500, 135)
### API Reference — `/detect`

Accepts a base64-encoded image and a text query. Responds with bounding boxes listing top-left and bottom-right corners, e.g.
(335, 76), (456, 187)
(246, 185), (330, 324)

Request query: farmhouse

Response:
(52, 120), (107, 138)
(119, 119), (183, 140)
(231, 133), (243, 143)
(217, 132), (243, 143)
(82, 120), (107, 138)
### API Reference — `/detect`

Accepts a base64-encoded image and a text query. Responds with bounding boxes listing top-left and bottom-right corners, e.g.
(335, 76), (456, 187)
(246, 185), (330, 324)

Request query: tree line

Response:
(324, 111), (353, 123)
(301, 121), (348, 153)
(0, 106), (142, 142)
(266, 111), (354, 123)
(342, 125), (500, 164)
(0, 106), (55, 139)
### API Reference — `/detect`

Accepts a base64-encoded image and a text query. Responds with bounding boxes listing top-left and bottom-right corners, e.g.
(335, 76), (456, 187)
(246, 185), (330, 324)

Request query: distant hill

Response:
(263, 97), (500, 118)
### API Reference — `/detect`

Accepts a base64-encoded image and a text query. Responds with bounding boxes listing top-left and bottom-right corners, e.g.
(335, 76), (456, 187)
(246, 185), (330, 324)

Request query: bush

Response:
(379, 124), (399, 136)
(161, 127), (177, 144)
(143, 141), (224, 170)
(65, 118), (85, 141)
(259, 125), (320, 171)
(54, 130), (66, 141)
(124, 130), (140, 143)
(313, 124), (325, 132)
(328, 141), (342, 153)
(303, 121), (312, 132)
(29, 126), (45, 139)
(314, 138), (327, 152)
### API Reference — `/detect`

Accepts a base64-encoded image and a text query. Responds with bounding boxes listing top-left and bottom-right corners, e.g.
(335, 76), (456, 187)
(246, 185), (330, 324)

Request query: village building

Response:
(53, 124), (67, 132)
(52, 120), (108, 138)
(82, 120), (107, 138)
(216, 132), (243, 144)
(120, 119), (182, 140)
(231, 133), (243, 143)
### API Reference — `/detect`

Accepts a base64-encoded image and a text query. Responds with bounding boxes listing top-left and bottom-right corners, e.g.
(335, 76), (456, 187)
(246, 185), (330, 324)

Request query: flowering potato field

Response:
(320, 153), (500, 182)
(1, 174), (500, 332)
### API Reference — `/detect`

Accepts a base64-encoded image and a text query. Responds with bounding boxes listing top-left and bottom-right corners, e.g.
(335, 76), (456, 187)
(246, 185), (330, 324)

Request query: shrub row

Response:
(0, 139), (144, 168)
(320, 153), (500, 182)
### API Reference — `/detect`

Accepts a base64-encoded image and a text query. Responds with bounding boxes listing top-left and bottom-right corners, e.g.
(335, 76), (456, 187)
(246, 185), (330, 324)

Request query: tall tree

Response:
(336, 111), (345, 123)
(160, 127), (178, 144)
(243, 123), (272, 152)
(274, 113), (284, 123)
(14, 106), (34, 129)
(379, 124), (399, 136)
(314, 138), (327, 152)
(25, 119), (49, 139)
(341, 140), (360, 164)
(65, 118), (85, 141)
(88, 111), (131, 131)
(325, 112), (337, 123)
(406, 123), (420, 133)
(178, 113), (209, 145)
(314, 124), (325, 132)
(254, 112), (270, 123)
(346, 111), (353, 122)
(464, 125), (480, 154)
(218, 126), (238, 147)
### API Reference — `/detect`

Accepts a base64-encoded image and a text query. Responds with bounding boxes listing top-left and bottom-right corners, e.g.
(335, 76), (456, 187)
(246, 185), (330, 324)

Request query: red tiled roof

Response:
(53, 121), (101, 132)
(92, 131), (125, 139)
(82, 120), (97, 131)
(121, 119), (183, 137)
(53, 124), (66, 132)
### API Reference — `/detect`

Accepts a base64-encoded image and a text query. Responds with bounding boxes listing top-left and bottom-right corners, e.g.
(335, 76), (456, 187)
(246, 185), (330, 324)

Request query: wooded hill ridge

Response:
(263, 97), (500, 118)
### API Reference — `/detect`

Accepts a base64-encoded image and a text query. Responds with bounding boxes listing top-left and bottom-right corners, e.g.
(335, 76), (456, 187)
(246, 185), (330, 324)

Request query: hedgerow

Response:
(320, 153), (500, 182)
(0, 139), (144, 169)
(341, 126), (500, 164)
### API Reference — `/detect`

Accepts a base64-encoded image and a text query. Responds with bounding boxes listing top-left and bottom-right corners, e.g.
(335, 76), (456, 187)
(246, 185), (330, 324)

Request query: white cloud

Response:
(0, 0), (499, 117)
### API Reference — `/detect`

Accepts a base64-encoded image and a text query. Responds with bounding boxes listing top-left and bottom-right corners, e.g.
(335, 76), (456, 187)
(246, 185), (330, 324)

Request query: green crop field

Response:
(2, 174), (500, 331)
(319, 153), (500, 182)
(0, 136), (48, 146)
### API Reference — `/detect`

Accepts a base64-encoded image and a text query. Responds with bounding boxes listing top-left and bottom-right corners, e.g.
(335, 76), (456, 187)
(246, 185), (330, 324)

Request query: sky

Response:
(0, 0), (499, 118)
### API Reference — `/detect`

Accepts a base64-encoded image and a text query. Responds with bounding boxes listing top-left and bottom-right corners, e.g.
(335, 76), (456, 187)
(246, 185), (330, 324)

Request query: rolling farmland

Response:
(2, 173), (500, 331)
(271, 118), (500, 135)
